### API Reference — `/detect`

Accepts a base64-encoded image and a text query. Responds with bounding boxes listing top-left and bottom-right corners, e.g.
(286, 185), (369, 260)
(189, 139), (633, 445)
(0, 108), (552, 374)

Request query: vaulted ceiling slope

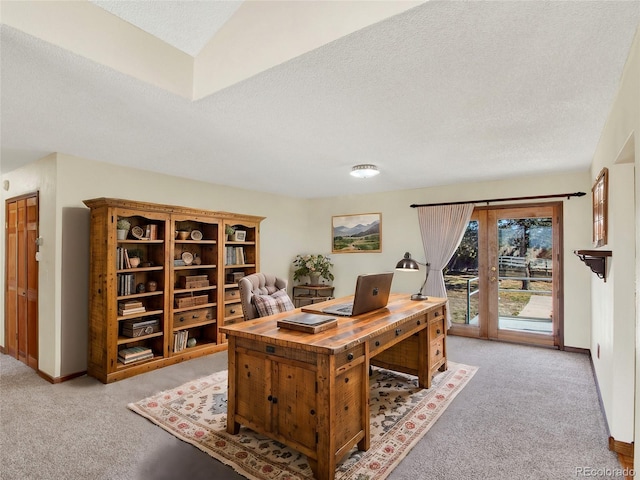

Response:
(1, 1), (639, 198)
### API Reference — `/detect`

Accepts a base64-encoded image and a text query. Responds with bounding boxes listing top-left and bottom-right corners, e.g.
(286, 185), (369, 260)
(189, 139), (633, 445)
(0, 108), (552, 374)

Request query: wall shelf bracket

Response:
(574, 250), (612, 282)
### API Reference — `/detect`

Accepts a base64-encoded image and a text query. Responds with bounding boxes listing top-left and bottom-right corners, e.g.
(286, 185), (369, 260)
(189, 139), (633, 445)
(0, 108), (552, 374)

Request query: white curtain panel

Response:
(417, 203), (474, 327)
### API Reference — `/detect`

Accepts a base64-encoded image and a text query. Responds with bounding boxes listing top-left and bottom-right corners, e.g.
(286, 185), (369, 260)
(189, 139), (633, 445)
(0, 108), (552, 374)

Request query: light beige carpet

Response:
(129, 362), (477, 480)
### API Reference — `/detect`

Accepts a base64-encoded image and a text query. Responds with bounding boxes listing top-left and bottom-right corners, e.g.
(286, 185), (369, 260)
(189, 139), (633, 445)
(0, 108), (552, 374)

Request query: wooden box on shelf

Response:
(178, 275), (209, 289)
(175, 293), (209, 308)
(120, 317), (161, 338)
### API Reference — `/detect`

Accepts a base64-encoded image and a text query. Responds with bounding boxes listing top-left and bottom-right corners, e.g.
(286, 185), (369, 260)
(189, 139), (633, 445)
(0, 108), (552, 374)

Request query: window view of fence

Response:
(445, 220), (479, 325)
(445, 217), (553, 333)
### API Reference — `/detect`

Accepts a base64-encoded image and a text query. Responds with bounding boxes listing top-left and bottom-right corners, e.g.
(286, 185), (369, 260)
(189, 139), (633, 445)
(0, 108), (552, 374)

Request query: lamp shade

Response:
(395, 252), (420, 271)
(395, 252), (429, 301)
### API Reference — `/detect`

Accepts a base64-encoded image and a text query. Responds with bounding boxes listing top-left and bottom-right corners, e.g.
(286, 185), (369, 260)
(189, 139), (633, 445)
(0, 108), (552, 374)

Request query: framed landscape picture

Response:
(332, 213), (381, 253)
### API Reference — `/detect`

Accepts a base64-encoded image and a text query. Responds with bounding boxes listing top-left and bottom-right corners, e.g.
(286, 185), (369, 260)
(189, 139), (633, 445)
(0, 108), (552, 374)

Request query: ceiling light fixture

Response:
(350, 164), (380, 178)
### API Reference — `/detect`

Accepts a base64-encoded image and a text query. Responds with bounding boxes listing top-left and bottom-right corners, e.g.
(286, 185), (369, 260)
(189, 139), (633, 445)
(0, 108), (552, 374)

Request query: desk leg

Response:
(226, 336), (240, 434)
(357, 349), (370, 452)
(417, 327), (429, 389)
(315, 354), (337, 480)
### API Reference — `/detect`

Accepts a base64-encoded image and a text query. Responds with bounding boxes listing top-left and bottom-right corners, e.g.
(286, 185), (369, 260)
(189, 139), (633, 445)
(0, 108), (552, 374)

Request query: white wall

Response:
(1, 154), (59, 374)
(310, 172), (593, 349)
(2, 153), (594, 380)
(2, 153), (311, 378)
(590, 25), (639, 445)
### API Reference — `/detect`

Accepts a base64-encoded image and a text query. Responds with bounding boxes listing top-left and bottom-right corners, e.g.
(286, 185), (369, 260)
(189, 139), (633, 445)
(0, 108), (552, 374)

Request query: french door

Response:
(447, 203), (562, 348)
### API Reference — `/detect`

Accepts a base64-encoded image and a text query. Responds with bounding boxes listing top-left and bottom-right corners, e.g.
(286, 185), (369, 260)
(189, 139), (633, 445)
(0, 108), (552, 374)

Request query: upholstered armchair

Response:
(238, 273), (289, 320)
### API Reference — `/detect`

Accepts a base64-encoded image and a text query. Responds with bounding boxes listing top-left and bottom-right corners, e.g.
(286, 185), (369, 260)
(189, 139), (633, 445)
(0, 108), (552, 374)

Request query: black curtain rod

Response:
(410, 191), (586, 208)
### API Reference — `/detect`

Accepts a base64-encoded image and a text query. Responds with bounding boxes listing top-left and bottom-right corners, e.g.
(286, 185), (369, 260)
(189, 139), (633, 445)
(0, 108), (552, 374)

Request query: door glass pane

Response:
(496, 217), (553, 334)
(445, 220), (479, 326)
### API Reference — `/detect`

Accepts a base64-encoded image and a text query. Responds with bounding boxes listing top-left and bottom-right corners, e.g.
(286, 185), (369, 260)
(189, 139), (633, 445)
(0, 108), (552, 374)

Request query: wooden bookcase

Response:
(220, 220), (261, 342)
(83, 198), (263, 383)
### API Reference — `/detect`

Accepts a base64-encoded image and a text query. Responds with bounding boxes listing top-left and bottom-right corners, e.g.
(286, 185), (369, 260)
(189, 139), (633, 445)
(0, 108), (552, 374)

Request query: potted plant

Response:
(128, 249), (143, 268)
(117, 218), (131, 240)
(225, 225), (235, 241)
(293, 254), (334, 285)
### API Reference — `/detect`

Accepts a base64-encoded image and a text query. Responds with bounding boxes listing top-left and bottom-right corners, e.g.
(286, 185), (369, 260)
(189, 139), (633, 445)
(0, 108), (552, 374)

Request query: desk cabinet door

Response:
(333, 363), (365, 449)
(273, 363), (318, 452)
(235, 351), (272, 433)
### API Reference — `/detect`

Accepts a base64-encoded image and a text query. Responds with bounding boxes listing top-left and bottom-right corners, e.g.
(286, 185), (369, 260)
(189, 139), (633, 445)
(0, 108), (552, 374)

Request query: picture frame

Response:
(592, 167), (608, 247)
(332, 213), (381, 253)
(233, 230), (246, 242)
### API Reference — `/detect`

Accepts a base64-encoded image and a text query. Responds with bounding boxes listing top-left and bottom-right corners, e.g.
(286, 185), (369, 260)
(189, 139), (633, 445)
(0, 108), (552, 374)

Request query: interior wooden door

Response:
(5, 193), (39, 369)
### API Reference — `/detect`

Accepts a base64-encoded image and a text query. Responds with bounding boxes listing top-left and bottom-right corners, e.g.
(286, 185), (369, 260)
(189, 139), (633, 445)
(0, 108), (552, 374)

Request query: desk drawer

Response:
(173, 307), (214, 328)
(429, 306), (445, 323)
(235, 337), (317, 365)
(335, 344), (365, 368)
(429, 318), (445, 339)
(368, 320), (424, 356)
(430, 337), (445, 364)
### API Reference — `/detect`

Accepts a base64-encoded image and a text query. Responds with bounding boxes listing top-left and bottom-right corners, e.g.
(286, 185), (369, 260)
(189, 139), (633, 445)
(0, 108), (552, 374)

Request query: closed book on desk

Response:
(277, 313), (337, 333)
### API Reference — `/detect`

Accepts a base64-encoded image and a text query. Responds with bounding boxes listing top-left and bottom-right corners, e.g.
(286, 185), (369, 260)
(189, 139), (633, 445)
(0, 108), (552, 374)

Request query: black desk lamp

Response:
(395, 252), (430, 301)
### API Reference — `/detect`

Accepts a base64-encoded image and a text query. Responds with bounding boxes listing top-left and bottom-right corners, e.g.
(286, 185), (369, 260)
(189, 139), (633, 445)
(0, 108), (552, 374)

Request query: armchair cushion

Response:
(252, 289), (295, 318)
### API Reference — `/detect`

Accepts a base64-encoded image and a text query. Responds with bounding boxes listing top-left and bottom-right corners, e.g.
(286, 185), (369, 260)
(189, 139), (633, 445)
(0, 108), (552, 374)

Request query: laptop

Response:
(321, 272), (393, 317)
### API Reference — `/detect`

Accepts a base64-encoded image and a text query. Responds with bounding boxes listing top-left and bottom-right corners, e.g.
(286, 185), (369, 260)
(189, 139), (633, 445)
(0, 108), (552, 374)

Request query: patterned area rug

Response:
(129, 362), (477, 480)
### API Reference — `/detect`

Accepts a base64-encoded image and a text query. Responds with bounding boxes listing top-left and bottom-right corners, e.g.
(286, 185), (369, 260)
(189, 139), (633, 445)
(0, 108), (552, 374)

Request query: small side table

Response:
(293, 285), (335, 308)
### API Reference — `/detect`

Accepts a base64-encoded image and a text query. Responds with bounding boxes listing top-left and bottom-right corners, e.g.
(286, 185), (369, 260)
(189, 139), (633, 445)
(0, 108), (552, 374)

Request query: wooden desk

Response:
(220, 294), (447, 480)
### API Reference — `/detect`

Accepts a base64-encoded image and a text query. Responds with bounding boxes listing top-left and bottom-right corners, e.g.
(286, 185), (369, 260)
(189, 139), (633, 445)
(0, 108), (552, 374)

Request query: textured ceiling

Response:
(2, 1), (640, 199)
(89, 0), (243, 56)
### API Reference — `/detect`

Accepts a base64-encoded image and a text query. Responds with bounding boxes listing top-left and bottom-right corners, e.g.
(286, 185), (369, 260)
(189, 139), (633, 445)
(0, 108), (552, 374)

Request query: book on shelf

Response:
(117, 273), (136, 296)
(118, 346), (152, 360)
(116, 248), (135, 270)
(173, 330), (189, 353)
(225, 246), (245, 265)
(118, 307), (146, 316)
(118, 349), (153, 361)
(119, 300), (143, 310)
(118, 352), (154, 364)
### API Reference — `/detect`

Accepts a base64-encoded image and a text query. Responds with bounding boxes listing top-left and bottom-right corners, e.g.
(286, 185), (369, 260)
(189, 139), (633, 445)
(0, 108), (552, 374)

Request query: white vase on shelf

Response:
(309, 273), (321, 286)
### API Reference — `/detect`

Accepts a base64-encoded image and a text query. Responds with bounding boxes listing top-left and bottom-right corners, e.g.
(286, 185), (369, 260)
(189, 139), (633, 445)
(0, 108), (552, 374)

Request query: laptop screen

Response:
(322, 272), (393, 316)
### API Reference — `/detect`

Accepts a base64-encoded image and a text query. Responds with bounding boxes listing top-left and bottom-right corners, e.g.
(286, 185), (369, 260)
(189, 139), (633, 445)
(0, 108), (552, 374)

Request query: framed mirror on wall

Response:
(592, 167), (608, 248)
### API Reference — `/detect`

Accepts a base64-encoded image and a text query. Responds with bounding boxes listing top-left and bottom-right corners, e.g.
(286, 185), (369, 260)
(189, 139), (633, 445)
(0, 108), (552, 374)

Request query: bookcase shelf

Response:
(117, 331), (164, 345)
(84, 197), (263, 383)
